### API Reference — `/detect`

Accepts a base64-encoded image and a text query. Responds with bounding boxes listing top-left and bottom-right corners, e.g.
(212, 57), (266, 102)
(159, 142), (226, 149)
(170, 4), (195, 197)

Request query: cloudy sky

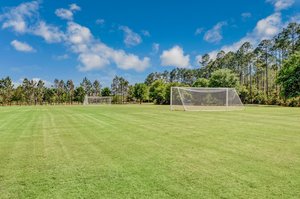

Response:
(0, 0), (299, 86)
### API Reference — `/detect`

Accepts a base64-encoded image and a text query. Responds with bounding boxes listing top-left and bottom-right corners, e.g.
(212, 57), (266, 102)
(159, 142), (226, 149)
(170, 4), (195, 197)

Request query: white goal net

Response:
(83, 96), (112, 105)
(171, 87), (244, 111)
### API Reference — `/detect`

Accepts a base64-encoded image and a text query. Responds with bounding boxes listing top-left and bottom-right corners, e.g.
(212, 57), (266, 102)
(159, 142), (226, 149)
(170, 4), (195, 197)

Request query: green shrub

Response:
(192, 78), (209, 87)
(286, 97), (300, 107)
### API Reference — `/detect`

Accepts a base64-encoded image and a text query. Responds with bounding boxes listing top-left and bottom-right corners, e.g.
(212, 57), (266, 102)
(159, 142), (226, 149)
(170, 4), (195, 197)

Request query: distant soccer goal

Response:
(170, 87), (244, 111)
(83, 96), (112, 105)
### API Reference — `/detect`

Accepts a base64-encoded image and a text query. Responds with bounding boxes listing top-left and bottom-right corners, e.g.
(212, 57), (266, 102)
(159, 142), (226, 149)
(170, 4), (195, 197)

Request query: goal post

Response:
(170, 87), (244, 111)
(83, 96), (112, 105)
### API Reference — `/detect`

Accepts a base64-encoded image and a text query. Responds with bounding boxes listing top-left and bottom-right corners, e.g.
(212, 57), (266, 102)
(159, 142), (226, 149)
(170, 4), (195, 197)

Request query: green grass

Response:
(0, 105), (300, 198)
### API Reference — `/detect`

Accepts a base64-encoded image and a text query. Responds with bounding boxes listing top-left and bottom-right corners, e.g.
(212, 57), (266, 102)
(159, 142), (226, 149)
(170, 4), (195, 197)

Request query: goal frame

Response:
(170, 87), (244, 111)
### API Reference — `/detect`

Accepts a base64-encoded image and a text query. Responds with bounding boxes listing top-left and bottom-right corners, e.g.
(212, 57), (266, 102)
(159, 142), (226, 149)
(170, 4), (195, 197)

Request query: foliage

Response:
(209, 69), (239, 88)
(236, 85), (249, 103)
(133, 83), (149, 104)
(101, 87), (111, 96)
(74, 87), (86, 103)
(149, 80), (167, 104)
(277, 51), (300, 98)
(192, 78), (209, 87)
(111, 76), (129, 104)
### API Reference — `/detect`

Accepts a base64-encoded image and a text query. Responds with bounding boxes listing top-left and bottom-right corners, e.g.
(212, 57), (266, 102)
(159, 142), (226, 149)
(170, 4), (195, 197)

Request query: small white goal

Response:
(83, 96), (112, 105)
(170, 87), (244, 111)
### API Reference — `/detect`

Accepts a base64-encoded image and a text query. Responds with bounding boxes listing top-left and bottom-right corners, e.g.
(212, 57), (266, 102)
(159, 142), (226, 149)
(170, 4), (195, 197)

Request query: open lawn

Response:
(0, 105), (300, 198)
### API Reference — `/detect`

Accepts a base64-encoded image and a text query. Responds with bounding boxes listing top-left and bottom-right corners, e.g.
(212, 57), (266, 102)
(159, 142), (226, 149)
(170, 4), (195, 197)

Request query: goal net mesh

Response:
(171, 87), (244, 111)
(83, 96), (112, 105)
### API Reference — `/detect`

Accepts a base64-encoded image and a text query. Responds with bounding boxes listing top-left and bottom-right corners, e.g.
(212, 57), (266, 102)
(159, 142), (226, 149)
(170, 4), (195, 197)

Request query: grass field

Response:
(0, 105), (300, 198)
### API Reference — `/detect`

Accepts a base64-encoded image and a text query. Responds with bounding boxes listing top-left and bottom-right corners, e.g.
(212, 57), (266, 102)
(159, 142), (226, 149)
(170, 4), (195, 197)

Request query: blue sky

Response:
(0, 0), (299, 87)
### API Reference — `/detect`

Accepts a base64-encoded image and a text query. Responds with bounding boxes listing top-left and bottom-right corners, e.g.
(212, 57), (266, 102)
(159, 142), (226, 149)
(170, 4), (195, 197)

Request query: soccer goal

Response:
(83, 96), (112, 105)
(170, 87), (244, 111)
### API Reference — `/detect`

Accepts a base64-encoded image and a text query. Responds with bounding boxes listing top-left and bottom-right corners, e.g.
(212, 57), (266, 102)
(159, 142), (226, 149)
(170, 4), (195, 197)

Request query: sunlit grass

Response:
(0, 105), (299, 198)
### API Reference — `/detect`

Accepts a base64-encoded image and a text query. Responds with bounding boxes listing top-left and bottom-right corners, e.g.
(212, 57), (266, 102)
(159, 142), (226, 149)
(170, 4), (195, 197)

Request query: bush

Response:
(286, 97), (300, 107)
(192, 78), (209, 87)
(149, 80), (167, 104)
(236, 85), (249, 103)
(209, 69), (239, 88)
(252, 90), (268, 105)
(277, 51), (300, 98)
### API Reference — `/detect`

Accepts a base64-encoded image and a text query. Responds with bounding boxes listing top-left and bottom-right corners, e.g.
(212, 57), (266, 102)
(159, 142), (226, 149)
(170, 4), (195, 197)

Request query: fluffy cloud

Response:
(66, 22), (150, 71)
(69, 4), (81, 12)
(203, 21), (227, 43)
(11, 40), (35, 52)
(160, 45), (190, 68)
(55, 8), (73, 20)
(55, 3), (81, 21)
(1, 2), (150, 72)
(254, 13), (282, 39)
(33, 21), (65, 43)
(266, 0), (294, 11)
(196, 12), (285, 61)
(78, 53), (109, 71)
(0, 1), (64, 43)
(67, 22), (92, 45)
(0, 1), (39, 33)
(119, 26), (142, 47)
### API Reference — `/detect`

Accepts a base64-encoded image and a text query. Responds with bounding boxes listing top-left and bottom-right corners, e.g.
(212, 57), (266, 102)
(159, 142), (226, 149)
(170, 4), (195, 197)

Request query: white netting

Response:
(171, 87), (244, 111)
(83, 96), (112, 105)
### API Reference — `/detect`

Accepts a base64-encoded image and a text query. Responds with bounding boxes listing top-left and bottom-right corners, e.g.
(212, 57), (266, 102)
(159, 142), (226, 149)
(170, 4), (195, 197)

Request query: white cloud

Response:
(196, 12), (285, 61)
(266, 0), (294, 11)
(55, 8), (73, 20)
(152, 43), (160, 54)
(203, 21), (227, 43)
(95, 19), (105, 25)
(33, 21), (65, 43)
(195, 27), (204, 35)
(78, 53), (109, 71)
(111, 50), (150, 71)
(66, 22), (150, 71)
(0, 1), (39, 33)
(119, 26), (142, 47)
(254, 13), (282, 40)
(160, 45), (190, 68)
(1, 2), (150, 72)
(0, 1), (64, 43)
(67, 22), (92, 45)
(11, 40), (35, 52)
(141, 30), (150, 37)
(55, 3), (81, 21)
(69, 3), (81, 12)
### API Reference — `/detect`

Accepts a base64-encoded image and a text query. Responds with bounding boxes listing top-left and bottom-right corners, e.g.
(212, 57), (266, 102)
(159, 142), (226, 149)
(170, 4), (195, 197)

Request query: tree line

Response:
(0, 22), (299, 106)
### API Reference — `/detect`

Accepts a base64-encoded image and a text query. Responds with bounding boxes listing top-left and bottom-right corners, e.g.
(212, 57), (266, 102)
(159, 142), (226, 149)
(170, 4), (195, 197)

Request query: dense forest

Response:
(1, 22), (300, 106)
